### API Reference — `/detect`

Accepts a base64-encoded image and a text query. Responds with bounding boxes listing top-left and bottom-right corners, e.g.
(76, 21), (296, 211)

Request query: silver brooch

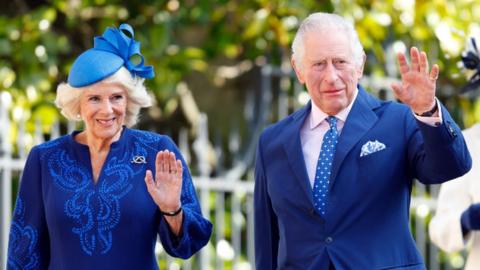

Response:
(131, 155), (147, 164)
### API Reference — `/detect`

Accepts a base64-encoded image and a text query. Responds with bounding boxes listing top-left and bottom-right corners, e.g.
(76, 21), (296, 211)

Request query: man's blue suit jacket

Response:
(254, 87), (472, 270)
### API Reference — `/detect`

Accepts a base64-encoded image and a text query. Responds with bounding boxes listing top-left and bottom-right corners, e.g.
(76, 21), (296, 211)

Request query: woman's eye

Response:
(88, 96), (100, 102)
(112, 95), (124, 101)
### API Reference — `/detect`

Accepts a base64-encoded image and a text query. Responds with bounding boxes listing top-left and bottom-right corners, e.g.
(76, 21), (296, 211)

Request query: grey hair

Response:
(291, 12), (365, 70)
(55, 67), (152, 127)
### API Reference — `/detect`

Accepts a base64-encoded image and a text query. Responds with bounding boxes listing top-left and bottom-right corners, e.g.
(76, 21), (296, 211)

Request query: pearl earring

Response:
(76, 114), (81, 119)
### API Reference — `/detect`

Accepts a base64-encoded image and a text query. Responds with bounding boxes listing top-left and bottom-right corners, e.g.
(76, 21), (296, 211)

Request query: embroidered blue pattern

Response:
(130, 129), (162, 146)
(6, 128), (211, 268)
(35, 129), (189, 256)
(40, 131), (160, 256)
(7, 198), (40, 270)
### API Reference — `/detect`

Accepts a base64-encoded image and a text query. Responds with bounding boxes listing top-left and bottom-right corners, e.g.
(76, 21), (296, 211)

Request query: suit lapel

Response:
(330, 87), (381, 184)
(282, 103), (314, 205)
(280, 88), (381, 205)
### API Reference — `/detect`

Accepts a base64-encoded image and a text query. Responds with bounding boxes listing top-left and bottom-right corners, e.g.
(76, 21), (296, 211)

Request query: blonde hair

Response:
(55, 67), (152, 127)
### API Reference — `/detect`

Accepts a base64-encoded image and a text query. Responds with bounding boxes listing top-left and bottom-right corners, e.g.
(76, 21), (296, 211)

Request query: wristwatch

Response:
(415, 100), (438, 117)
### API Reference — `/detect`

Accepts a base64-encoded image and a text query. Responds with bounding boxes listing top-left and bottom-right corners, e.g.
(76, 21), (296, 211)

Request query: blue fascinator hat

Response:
(68, 24), (154, 87)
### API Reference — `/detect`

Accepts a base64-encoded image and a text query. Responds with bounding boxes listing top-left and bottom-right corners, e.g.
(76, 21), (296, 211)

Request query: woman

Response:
(429, 37), (480, 270)
(429, 124), (480, 270)
(7, 24), (212, 270)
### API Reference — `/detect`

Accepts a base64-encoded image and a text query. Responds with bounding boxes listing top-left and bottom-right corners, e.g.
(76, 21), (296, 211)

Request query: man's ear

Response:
(291, 58), (305, 84)
(357, 52), (366, 78)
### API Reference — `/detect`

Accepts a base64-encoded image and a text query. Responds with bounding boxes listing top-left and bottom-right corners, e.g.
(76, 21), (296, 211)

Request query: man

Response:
(254, 12), (472, 270)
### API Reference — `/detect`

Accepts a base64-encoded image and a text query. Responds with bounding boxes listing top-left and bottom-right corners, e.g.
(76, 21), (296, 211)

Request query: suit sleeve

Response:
(156, 136), (213, 259)
(429, 174), (473, 252)
(406, 103), (472, 184)
(254, 134), (279, 269)
(7, 146), (50, 269)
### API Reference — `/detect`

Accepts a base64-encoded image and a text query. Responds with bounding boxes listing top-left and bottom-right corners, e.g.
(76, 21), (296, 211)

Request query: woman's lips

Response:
(97, 118), (115, 126)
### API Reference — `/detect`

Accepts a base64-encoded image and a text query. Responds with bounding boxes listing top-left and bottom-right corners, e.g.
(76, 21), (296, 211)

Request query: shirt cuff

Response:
(412, 98), (443, 126)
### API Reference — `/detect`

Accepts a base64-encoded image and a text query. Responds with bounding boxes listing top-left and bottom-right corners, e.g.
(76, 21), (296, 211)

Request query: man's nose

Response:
(323, 62), (339, 83)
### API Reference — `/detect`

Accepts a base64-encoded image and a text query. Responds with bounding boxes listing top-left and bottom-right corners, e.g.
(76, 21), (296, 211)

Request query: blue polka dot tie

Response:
(313, 116), (339, 217)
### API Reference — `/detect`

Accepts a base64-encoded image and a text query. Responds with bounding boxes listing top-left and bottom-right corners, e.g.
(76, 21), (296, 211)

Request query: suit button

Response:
(325, 237), (333, 244)
(447, 123), (457, 138)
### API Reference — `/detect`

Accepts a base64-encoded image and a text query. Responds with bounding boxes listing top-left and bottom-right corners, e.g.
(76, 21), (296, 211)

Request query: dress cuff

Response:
(412, 98), (443, 126)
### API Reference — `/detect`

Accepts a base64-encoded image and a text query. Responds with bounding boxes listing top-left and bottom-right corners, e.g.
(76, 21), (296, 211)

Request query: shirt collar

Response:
(309, 87), (359, 130)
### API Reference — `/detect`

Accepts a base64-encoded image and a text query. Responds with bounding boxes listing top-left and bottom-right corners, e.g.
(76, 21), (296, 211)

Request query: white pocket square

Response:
(360, 140), (386, 157)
